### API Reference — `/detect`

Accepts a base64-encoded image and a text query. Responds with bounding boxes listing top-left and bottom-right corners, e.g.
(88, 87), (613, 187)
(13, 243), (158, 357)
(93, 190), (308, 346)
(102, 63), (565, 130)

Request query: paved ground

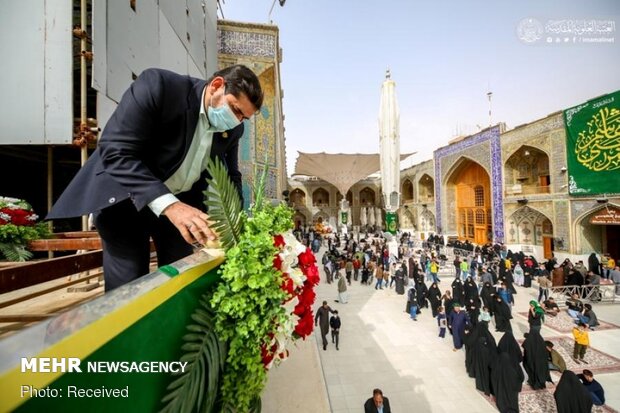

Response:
(263, 246), (620, 412)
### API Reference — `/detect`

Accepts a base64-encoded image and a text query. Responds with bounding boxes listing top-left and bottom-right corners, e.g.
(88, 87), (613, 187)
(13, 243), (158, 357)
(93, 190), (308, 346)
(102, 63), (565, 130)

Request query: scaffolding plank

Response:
(0, 250), (103, 294)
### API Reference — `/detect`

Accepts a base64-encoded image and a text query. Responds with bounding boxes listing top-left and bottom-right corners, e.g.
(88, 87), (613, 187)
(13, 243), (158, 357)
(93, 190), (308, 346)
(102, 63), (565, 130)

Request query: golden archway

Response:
(401, 179), (414, 202)
(450, 160), (492, 244)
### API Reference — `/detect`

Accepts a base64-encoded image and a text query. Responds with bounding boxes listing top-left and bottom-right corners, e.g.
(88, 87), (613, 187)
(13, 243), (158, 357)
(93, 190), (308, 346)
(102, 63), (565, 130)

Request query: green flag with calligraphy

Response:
(563, 90), (620, 196)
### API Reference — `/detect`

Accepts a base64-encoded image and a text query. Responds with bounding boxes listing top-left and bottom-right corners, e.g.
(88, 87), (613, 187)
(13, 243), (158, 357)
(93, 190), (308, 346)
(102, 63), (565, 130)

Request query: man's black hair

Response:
(207, 64), (264, 110)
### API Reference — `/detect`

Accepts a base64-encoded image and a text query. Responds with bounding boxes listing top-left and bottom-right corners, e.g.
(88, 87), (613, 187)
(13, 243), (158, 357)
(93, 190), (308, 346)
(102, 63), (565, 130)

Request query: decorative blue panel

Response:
(434, 126), (504, 242)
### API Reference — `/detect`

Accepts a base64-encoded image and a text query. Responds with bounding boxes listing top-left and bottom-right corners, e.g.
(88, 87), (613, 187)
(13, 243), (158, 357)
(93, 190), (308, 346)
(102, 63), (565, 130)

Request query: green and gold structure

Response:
(0, 250), (224, 413)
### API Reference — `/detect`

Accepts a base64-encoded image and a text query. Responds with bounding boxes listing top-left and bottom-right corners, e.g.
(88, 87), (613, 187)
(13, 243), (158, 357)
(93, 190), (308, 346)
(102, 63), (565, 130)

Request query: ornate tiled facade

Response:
(434, 126), (505, 242)
(287, 94), (619, 261)
(217, 21), (285, 208)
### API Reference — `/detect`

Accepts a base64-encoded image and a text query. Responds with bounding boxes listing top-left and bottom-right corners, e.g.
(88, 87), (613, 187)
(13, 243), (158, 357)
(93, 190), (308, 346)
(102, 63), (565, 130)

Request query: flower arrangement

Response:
(265, 233), (319, 368)
(160, 160), (319, 413)
(0, 196), (49, 261)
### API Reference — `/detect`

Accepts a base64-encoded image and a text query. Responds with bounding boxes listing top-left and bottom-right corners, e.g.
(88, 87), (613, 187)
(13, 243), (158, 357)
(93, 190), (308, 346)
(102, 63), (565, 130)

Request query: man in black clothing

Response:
(364, 388), (391, 413)
(577, 369), (606, 406)
(566, 293), (584, 319)
(330, 310), (341, 350)
(315, 301), (335, 350)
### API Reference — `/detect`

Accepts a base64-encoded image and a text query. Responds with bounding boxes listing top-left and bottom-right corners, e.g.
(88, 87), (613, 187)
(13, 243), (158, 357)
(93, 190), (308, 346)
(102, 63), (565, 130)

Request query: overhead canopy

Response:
(294, 152), (414, 196)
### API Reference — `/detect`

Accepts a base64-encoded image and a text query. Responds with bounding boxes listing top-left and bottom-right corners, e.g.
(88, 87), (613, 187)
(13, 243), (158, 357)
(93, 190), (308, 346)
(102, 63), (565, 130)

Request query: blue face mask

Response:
(207, 90), (241, 131)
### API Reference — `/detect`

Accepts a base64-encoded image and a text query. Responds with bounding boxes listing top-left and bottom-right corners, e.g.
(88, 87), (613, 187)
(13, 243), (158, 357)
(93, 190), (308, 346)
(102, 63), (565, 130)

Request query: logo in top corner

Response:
(517, 18), (543, 43)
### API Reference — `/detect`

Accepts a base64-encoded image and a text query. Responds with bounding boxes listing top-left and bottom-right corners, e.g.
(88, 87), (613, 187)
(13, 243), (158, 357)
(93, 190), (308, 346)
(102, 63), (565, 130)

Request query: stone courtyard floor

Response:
(263, 247), (620, 412)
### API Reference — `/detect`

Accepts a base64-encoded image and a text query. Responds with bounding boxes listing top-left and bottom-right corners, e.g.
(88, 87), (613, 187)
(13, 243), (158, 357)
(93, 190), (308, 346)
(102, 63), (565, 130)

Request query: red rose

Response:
(273, 234), (285, 248)
(1, 208), (34, 226)
(298, 248), (316, 267)
(297, 285), (316, 308)
(293, 301), (307, 316)
(281, 275), (295, 297)
(273, 254), (283, 271)
(302, 264), (320, 286)
(261, 344), (275, 368)
(294, 311), (314, 338)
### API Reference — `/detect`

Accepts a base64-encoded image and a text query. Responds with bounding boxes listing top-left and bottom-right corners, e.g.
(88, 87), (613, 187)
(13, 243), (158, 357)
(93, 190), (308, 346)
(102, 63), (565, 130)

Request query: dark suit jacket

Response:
(48, 68), (244, 219)
(364, 396), (391, 413)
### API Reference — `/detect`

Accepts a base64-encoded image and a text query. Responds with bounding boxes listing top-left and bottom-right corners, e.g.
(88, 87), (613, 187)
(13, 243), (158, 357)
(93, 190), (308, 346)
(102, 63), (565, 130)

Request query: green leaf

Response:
(204, 157), (243, 251)
(0, 242), (32, 262)
(252, 163), (268, 212)
(159, 297), (226, 413)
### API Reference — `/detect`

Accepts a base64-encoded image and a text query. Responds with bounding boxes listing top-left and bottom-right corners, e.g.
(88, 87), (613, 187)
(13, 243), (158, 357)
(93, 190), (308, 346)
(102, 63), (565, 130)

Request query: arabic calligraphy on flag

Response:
(563, 90), (620, 196)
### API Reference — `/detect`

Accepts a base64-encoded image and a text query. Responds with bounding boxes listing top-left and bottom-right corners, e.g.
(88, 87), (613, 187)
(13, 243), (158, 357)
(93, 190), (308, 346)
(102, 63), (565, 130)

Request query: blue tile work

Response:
(239, 119), (252, 161)
(433, 126), (504, 242)
(217, 30), (276, 58)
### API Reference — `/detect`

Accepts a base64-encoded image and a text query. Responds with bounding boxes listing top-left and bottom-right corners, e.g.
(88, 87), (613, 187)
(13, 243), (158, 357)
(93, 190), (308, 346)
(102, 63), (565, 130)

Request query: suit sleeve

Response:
(98, 69), (171, 211)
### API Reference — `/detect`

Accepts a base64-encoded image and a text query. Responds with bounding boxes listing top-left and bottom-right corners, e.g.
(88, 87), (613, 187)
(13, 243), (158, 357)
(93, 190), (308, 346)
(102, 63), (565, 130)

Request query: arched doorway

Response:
(293, 211), (307, 231)
(577, 204), (620, 260)
(336, 190), (353, 207)
(312, 188), (329, 207)
(507, 206), (554, 258)
(448, 160), (492, 245)
(360, 187), (376, 206)
(420, 208), (435, 232)
(399, 207), (416, 230)
(290, 189), (306, 208)
(401, 179), (414, 202)
(418, 174), (434, 203)
(504, 146), (551, 196)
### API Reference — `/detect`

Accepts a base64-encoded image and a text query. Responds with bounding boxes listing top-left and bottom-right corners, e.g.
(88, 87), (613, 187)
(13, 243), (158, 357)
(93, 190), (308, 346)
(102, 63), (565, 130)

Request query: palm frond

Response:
(0, 243), (32, 262)
(252, 163), (268, 212)
(159, 296), (227, 413)
(204, 157), (243, 250)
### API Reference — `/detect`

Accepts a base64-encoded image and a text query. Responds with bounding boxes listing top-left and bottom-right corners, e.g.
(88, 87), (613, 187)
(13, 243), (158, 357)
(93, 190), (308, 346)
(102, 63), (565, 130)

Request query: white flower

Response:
(289, 268), (305, 287)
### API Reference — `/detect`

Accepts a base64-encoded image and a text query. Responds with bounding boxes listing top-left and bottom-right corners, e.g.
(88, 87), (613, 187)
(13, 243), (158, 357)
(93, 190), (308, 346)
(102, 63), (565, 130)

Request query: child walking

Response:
(573, 322), (590, 364)
(437, 306), (447, 338)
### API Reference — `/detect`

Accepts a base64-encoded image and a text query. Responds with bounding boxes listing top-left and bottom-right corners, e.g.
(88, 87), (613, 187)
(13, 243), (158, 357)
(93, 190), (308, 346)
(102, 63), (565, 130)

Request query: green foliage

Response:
(0, 222), (50, 261)
(159, 297), (226, 413)
(251, 163), (268, 212)
(210, 200), (293, 412)
(169, 161), (295, 412)
(204, 158), (243, 250)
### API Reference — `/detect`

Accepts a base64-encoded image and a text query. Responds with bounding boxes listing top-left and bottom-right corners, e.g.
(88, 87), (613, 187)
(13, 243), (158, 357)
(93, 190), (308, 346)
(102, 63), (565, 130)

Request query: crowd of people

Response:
(303, 228), (614, 412)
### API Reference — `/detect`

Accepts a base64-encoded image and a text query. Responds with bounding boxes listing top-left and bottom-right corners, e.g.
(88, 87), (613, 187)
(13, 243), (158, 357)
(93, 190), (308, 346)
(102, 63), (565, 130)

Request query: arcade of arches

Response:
(449, 160), (492, 245)
(312, 188), (329, 207)
(578, 204), (620, 261)
(507, 206), (555, 259)
(418, 174), (434, 203)
(504, 146), (551, 196)
(402, 179), (413, 202)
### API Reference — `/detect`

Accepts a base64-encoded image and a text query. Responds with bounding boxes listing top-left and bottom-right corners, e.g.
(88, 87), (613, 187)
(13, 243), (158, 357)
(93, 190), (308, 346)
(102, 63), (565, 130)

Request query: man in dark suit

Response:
(364, 388), (391, 413)
(48, 65), (263, 291)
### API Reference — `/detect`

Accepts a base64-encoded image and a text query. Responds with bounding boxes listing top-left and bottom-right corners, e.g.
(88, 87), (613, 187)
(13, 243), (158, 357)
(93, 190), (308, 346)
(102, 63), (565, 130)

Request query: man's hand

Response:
(163, 201), (217, 245)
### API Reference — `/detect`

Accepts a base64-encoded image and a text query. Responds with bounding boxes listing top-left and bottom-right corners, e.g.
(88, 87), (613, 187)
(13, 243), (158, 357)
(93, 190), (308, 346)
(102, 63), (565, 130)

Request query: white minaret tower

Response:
(379, 69), (400, 233)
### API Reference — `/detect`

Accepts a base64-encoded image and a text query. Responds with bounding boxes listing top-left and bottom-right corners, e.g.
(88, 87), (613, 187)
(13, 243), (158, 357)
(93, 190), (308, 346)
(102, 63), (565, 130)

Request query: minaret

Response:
(379, 69), (400, 234)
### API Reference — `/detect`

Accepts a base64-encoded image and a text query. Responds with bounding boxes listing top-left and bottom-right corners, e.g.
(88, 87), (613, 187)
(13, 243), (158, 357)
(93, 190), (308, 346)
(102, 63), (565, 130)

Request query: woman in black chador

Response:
(466, 297), (481, 325)
(492, 295), (513, 333)
(491, 352), (522, 413)
(416, 279), (428, 309)
(497, 330), (524, 384)
(473, 335), (498, 396)
(521, 331), (551, 390)
(480, 282), (496, 313)
(464, 278), (479, 302)
(426, 282), (442, 317)
(554, 370), (593, 413)
(451, 278), (465, 306)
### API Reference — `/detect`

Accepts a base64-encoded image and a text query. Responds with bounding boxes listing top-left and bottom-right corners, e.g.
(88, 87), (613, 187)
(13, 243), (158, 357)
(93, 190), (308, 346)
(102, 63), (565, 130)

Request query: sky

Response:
(220, 0), (620, 176)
